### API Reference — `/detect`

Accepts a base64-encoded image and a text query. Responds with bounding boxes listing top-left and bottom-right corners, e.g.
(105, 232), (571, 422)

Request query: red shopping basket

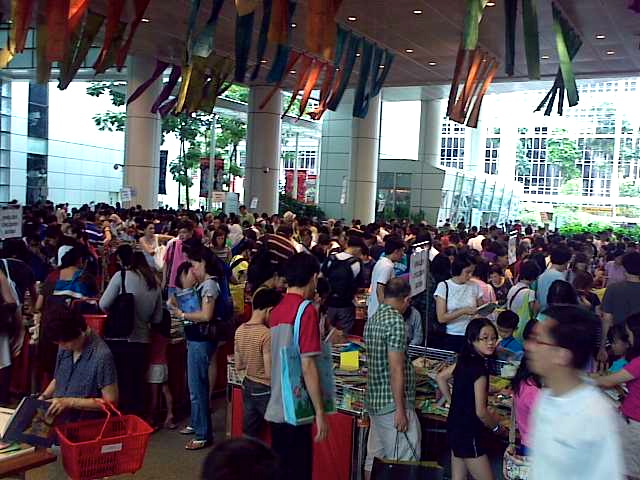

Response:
(55, 401), (153, 480)
(82, 314), (107, 337)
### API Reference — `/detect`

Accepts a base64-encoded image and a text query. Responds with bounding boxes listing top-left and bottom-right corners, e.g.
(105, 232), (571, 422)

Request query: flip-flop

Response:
(185, 439), (211, 450)
(179, 426), (195, 435)
(164, 420), (177, 430)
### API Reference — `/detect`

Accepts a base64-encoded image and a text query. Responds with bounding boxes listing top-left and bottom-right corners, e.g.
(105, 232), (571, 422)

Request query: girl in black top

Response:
(437, 318), (504, 480)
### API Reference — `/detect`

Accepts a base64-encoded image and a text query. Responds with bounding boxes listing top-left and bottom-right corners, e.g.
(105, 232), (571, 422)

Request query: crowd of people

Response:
(1, 199), (640, 479)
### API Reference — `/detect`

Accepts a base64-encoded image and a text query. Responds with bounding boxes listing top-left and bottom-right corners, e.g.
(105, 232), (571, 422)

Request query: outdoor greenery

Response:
(560, 222), (640, 241)
(279, 193), (325, 219)
(620, 180), (640, 197)
(546, 136), (581, 182)
(515, 142), (532, 177)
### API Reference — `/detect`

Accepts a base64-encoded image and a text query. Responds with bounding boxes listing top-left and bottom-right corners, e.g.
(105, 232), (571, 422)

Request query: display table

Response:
(0, 449), (56, 479)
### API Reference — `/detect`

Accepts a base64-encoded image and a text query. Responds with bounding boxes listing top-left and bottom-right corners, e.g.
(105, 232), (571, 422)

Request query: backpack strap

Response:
(120, 270), (127, 294)
(508, 286), (528, 310)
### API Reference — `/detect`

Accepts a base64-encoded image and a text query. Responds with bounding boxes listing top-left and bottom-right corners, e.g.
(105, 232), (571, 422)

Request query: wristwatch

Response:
(492, 424), (501, 433)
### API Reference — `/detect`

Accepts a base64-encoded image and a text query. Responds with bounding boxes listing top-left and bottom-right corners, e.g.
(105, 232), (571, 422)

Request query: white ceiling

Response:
(82, 0), (640, 88)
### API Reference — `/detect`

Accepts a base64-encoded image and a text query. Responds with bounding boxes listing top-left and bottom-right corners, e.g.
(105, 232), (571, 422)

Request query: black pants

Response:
(0, 364), (11, 406)
(107, 341), (149, 416)
(242, 378), (270, 438)
(270, 422), (313, 480)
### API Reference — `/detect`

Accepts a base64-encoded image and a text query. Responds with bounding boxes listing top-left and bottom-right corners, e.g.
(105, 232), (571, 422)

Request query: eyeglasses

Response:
(477, 336), (498, 344)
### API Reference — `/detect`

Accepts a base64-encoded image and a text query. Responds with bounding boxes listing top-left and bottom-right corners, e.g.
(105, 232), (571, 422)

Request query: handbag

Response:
(104, 270), (135, 339)
(154, 244), (167, 271)
(280, 299), (336, 426)
(371, 432), (443, 480)
(503, 395), (531, 480)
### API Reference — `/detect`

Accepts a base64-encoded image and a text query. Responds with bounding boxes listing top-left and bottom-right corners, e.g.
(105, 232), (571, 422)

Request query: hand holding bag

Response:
(371, 432), (443, 480)
(503, 395), (531, 480)
(280, 299), (336, 425)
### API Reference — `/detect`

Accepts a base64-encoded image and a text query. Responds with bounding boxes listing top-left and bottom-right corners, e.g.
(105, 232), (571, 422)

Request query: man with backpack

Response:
(321, 237), (367, 334)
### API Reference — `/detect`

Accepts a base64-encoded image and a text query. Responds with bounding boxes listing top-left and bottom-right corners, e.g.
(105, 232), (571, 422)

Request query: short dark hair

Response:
(497, 310), (519, 330)
(383, 277), (411, 300)
(283, 253), (320, 287)
(519, 260), (541, 281)
(542, 304), (600, 369)
(252, 288), (282, 311)
(277, 225), (293, 238)
(549, 246), (571, 266)
(200, 438), (280, 480)
(384, 236), (405, 256)
(175, 261), (192, 289)
(451, 255), (474, 277)
(622, 251), (640, 276)
(43, 303), (87, 342)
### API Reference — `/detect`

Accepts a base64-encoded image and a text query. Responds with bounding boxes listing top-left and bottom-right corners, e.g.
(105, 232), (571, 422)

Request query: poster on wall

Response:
(159, 150), (168, 195)
(409, 248), (428, 297)
(200, 158), (210, 198)
(508, 235), (517, 265)
(0, 205), (22, 239)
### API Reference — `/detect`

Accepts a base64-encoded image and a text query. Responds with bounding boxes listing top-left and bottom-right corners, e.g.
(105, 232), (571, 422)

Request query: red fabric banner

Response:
(268, 0), (290, 44)
(116, 0), (152, 71)
(45, 0), (71, 62)
(305, 0), (343, 60)
(11, 0), (36, 53)
(68, 0), (90, 32)
(93, 0), (126, 72)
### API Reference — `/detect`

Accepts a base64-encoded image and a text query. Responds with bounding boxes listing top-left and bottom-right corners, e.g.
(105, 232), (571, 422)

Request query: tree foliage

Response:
(547, 137), (581, 181)
(516, 141), (532, 177)
(620, 180), (640, 198)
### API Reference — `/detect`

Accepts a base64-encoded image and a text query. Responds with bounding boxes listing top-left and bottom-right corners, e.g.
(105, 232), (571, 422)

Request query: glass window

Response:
(28, 83), (49, 139)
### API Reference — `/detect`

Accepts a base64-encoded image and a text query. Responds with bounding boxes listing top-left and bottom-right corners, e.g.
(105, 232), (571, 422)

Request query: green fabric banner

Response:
(522, 0), (540, 79)
(463, 0), (488, 50)
(504, 0), (517, 76)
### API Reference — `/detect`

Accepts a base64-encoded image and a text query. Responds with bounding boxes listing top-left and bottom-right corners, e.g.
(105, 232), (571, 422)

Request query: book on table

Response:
(0, 397), (55, 448)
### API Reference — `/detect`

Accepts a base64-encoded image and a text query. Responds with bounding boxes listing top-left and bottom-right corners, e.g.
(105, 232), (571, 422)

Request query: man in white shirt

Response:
(526, 304), (623, 480)
(368, 237), (406, 319)
(467, 227), (485, 252)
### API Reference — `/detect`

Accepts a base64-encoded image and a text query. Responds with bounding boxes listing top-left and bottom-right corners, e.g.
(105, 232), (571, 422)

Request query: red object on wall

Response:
(284, 170), (317, 202)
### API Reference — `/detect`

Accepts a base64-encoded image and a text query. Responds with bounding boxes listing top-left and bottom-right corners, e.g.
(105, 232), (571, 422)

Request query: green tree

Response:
(547, 137), (581, 182)
(516, 141), (532, 177)
(620, 180), (640, 197)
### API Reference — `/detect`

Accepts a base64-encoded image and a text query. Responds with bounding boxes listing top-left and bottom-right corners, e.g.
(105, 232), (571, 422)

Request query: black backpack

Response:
(323, 254), (360, 307)
(104, 270), (135, 339)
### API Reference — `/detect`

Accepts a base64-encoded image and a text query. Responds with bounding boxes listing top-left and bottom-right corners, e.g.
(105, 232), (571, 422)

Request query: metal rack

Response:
(408, 345), (519, 377)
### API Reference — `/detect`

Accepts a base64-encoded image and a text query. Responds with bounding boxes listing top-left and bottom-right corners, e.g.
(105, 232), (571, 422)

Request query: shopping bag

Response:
(503, 396), (530, 479)
(371, 432), (443, 480)
(280, 299), (336, 425)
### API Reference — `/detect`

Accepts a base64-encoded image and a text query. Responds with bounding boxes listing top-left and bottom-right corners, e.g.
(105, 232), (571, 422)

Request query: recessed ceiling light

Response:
(596, 34), (606, 39)
(541, 55), (550, 59)
(405, 48), (414, 53)
(379, 65), (385, 69)
(141, 18), (150, 23)
(428, 61), (438, 66)
(356, 53), (361, 57)
(260, 60), (268, 64)
(290, 23), (297, 28)
(486, 2), (496, 6)
(412, 9), (423, 14)
(290, 70), (297, 74)
(606, 50), (616, 55)
(347, 16), (357, 21)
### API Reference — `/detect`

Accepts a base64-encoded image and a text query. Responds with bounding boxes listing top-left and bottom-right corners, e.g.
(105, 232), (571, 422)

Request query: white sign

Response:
(0, 206), (22, 239)
(340, 178), (347, 205)
(409, 248), (428, 296)
(250, 197), (258, 209)
(212, 191), (226, 203)
(377, 199), (386, 213)
(120, 187), (132, 202)
(508, 235), (517, 265)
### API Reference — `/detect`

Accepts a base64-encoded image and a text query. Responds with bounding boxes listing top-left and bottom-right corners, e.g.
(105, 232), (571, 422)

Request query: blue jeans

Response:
(187, 340), (215, 442)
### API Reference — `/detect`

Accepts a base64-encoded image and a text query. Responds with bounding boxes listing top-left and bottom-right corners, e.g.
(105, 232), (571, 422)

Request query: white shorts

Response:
(147, 364), (168, 384)
(621, 416), (640, 477)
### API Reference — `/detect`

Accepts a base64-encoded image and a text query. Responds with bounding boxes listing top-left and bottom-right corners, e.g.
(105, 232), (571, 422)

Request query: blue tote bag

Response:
(280, 300), (336, 425)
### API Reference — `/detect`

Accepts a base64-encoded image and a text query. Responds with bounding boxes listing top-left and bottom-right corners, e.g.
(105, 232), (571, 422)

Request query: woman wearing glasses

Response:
(437, 318), (504, 480)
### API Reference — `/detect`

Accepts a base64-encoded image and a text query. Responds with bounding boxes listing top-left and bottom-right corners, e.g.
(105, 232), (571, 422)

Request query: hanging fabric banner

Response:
(199, 57), (234, 113)
(266, 1), (297, 83)
(281, 55), (313, 117)
(261, 50), (301, 109)
(186, 0), (204, 57)
(45, 0), (71, 62)
(68, 0), (90, 32)
(250, 0), (273, 80)
(116, 0), (152, 70)
(59, 11), (105, 90)
(93, 0), (126, 72)
(504, 0), (517, 76)
(151, 65), (182, 113)
(35, 3), (52, 84)
(522, 0), (540, 79)
(467, 59), (499, 127)
(333, 25), (348, 67)
(306, 0), (343, 61)
(369, 48), (394, 98)
(268, 0), (292, 45)
(234, 3), (257, 82)
(352, 41), (376, 119)
(298, 60), (324, 117)
(11, 0), (36, 54)
(158, 97), (178, 117)
(535, 3), (581, 116)
(326, 32), (360, 111)
(94, 21), (128, 74)
(127, 59), (169, 105)
(463, 0), (489, 50)
(192, 0), (226, 59)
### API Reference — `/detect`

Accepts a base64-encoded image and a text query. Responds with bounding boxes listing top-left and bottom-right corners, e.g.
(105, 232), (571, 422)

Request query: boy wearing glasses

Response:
(525, 305), (623, 480)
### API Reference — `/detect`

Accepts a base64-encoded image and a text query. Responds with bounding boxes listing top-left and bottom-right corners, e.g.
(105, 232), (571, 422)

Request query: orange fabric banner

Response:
(68, 0), (90, 32)
(116, 0), (152, 71)
(45, 0), (71, 62)
(268, 0), (290, 44)
(305, 0), (343, 60)
(11, 0), (36, 53)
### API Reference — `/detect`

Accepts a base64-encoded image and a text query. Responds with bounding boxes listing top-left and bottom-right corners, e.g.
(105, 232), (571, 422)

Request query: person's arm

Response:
(47, 383), (119, 416)
(435, 296), (476, 324)
(263, 332), (271, 383)
(474, 376), (502, 431)
(98, 274), (121, 311)
(40, 379), (56, 400)
(301, 357), (328, 442)
(375, 283), (386, 304)
(181, 295), (215, 323)
(436, 363), (455, 404)
(234, 332), (246, 378)
(388, 350), (408, 432)
(598, 312), (615, 366)
(595, 369), (634, 389)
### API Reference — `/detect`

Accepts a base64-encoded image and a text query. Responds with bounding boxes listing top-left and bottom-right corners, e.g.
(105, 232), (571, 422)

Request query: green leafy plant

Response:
(278, 193), (325, 219)
(515, 141), (532, 177)
(547, 137), (581, 182)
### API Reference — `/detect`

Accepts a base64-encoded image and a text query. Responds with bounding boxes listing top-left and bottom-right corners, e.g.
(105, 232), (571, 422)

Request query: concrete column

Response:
(418, 99), (445, 168)
(349, 94), (381, 223)
(245, 86), (282, 215)
(466, 117), (485, 175)
(124, 55), (162, 209)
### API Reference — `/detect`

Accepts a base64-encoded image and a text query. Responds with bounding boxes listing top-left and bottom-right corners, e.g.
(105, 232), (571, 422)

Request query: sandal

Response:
(179, 426), (195, 435)
(164, 419), (177, 430)
(185, 439), (211, 450)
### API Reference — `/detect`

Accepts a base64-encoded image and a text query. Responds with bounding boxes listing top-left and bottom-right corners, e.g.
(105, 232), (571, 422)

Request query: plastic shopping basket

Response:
(55, 400), (153, 480)
(82, 314), (107, 337)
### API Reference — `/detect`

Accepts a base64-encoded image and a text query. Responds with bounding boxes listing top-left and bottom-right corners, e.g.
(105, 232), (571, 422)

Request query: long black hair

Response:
(626, 313), (640, 361)
(511, 320), (542, 393)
